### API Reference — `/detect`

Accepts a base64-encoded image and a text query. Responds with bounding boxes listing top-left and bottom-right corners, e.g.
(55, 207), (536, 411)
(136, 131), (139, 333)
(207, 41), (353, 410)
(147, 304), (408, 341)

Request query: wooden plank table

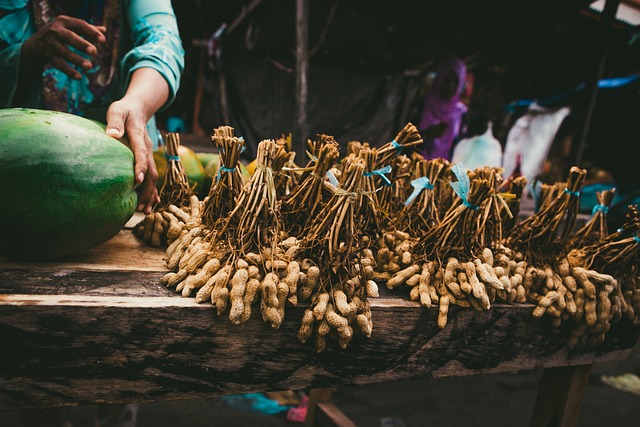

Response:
(0, 226), (638, 426)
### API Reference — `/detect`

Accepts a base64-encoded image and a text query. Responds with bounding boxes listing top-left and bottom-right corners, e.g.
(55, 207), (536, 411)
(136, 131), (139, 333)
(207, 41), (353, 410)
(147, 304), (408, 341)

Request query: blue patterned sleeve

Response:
(0, 3), (39, 108)
(122, 0), (185, 111)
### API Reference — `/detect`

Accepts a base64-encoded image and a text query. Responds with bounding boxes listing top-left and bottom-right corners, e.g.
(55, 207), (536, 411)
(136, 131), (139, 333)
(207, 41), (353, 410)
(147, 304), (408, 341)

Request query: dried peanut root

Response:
(161, 139), (309, 333)
(399, 159), (445, 236)
(201, 126), (245, 228)
(295, 156), (378, 352)
(148, 133), (635, 354)
(134, 133), (199, 247)
(281, 134), (340, 236)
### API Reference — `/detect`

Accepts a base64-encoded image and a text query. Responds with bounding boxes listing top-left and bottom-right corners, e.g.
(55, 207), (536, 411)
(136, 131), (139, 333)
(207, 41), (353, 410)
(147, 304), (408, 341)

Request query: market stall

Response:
(0, 226), (638, 425)
(1, 117), (639, 427)
(2, 1), (639, 427)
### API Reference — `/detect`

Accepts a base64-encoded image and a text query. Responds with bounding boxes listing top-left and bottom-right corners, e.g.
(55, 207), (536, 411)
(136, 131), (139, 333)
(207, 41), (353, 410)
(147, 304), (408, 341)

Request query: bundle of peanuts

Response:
(134, 132), (199, 247)
(526, 258), (625, 347)
(133, 124), (639, 352)
(161, 139), (297, 329)
(378, 163), (638, 347)
(376, 229), (527, 329)
(294, 155), (381, 352)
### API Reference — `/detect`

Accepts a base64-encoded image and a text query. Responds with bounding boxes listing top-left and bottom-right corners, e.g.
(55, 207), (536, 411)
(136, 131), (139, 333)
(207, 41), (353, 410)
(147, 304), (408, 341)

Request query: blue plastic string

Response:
(450, 163), (479, 210)
(563, 188), (581, 198)
(164, 154), (180, 161)
(391, 140), (403, 154)
(591, 204), (609, 215)
(404, 176), (434, 206)
(506, 73), (640, 110)
(217, 165), (237, 181)
(529, 180), (542, 212)
(634, 235), (640, 244)
(326, 170), (339, 187)
(305, 151), (319, 163)
(363, 165), (392, 186)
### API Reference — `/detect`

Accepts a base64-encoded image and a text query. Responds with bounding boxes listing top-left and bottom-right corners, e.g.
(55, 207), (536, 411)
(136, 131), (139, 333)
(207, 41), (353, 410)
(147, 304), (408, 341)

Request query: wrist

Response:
(20, 39), (44, 70)
(118, 94), (154, 123)
(125, 68), (169, 117)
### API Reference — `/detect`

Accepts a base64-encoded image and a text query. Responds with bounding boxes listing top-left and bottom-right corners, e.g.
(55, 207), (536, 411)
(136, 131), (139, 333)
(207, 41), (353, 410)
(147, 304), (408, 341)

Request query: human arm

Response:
(0, 3), (106, 107)
(121, 0), (184, 112)
(106, 68), (167, 213)
(106, 0), (184, 213)
(20, 15), (105, 81)
(0, 5), (37, 107)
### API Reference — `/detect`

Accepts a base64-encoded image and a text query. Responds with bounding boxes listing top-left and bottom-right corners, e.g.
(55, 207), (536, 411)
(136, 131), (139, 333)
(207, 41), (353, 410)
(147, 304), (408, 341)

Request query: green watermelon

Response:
(0, 108), (138, 260)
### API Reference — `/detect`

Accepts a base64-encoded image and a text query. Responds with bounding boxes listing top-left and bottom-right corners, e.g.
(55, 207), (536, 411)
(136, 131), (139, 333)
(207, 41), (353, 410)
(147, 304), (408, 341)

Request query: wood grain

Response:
(0, 290), (637, 410)
(0, 230), (167, 272)
(0, 230), (638, 411)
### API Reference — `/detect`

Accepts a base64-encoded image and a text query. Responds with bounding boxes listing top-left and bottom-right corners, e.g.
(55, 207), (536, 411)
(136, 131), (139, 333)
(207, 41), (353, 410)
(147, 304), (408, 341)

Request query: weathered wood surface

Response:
(0, 231), (638, 411)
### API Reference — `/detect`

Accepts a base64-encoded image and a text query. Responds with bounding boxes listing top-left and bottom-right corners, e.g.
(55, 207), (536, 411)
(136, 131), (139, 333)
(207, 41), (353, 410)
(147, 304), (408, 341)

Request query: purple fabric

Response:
(419, 57), (468, 160)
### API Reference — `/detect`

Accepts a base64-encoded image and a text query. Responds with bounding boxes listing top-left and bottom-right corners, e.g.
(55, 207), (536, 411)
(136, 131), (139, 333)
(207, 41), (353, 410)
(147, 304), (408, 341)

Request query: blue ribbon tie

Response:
(391, 140), (403, 154)
(592, 204), (609, 215)
(217, 165), (237, 181)
(326, 170), (339, 187)
(165, 154), (180, 161)
(563, 188), (580, 198)
(364, 165), (392, 186)
(529, 180), (543, 212)
(450, 163), (479, 210)
(404, 176), (434, 206)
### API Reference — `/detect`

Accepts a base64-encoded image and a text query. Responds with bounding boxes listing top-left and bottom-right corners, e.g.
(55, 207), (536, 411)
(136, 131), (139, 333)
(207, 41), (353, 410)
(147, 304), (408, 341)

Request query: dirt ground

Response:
(4, 345), (639, 427)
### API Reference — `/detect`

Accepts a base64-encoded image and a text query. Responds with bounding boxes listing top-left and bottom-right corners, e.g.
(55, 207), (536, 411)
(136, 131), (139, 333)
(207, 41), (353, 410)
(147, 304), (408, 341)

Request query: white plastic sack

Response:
(452, 121), (503, 170)
(502, 103), (571, 183)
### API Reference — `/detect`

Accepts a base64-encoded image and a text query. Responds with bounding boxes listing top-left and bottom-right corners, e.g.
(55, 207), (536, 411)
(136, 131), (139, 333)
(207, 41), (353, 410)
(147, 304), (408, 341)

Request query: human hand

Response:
(106, 97), (159, 214)
(21, 15), (106, 79)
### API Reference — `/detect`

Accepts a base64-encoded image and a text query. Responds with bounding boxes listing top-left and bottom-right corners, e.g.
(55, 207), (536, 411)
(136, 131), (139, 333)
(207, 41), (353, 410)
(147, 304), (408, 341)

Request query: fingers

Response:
(137, 177), (159, 214)
(106, 98), (159, 212)
(110, 102), (148, 185)
(32, 16), (107, 78)
(58, 15), (106, 44)
(136, 141), (160, 213)
(50, 37), (92, 70)
(50, 55), (81, 79)
(105, 103), (126, 139)
(58, 27), (100, 57)
(127, 125), (149, 186)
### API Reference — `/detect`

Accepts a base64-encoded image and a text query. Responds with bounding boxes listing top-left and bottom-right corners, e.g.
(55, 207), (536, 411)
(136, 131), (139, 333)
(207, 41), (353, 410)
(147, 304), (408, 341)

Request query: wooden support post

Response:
(530, 364), (592, 427)
(305, 387), (357, 427)
(293, 0), (309, 163)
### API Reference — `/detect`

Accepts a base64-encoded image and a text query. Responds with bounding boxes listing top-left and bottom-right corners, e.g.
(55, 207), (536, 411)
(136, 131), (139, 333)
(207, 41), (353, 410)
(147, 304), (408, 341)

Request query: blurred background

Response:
(161, 0), (639, 196)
